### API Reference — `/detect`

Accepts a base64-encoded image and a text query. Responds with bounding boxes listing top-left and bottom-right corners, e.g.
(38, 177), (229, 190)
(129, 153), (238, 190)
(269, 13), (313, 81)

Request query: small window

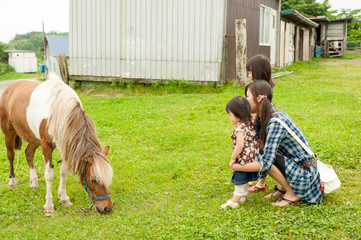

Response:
(259, 5), (274, 45)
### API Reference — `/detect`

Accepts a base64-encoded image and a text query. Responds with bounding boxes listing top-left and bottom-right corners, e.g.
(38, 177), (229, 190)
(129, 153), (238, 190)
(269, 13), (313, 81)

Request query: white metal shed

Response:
(5, 50), (37, 73)
(69, 0), (227, 82)
(41, 35), (69, 77)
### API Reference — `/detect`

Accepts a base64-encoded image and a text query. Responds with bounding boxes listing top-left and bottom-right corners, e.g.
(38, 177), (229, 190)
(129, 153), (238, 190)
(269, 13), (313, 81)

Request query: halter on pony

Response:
(82, 173), (111, 209)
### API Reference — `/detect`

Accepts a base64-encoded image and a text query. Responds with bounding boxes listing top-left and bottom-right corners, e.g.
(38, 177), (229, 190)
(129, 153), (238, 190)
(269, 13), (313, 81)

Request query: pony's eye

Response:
(91, 179), (97, 184)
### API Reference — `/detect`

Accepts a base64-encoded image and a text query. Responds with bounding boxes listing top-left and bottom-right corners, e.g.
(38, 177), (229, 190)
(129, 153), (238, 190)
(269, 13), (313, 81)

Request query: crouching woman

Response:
(230, 80), (323, 206)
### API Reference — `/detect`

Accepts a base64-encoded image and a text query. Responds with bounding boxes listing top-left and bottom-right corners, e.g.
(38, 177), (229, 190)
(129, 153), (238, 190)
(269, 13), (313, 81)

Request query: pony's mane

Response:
(46, 73), (113, 188)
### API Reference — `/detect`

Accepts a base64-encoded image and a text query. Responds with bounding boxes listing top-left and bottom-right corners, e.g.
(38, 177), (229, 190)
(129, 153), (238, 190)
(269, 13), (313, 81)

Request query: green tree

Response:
(281, 0), (331, 16)
(6, 31), (68, 52)
(6, 31), (44, 51)
(0, 42), (8, 63)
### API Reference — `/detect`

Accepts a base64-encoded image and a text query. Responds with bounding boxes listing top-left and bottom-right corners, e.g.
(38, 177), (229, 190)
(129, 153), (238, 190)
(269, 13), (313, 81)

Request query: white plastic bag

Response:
(317, 160), (341, 194)
(272, 118), (341, 194)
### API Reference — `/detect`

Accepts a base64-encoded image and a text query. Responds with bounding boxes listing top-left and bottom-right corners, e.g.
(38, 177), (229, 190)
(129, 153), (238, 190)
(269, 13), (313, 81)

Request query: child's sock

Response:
(234, 184), (248, 202)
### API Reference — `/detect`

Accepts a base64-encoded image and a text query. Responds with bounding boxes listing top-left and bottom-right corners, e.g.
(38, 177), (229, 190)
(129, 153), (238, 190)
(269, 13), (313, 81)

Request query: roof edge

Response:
(281, 9), (319, 28)
(331, 17), (353, 23)
(5, 50), (37, 53)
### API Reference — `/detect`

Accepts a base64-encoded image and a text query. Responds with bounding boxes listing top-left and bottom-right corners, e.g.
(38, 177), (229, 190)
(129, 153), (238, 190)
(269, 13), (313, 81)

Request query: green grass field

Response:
(0, 71), (39, 81)
(0, 56), (360, 239)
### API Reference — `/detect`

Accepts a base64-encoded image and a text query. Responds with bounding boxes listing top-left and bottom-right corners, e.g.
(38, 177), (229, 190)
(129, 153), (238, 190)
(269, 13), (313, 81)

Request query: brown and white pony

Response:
(0, 73), (113, 214)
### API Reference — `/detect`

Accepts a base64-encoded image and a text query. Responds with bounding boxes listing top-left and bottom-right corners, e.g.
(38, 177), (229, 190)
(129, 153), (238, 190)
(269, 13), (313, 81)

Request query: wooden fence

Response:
(347, 40), (361, 52)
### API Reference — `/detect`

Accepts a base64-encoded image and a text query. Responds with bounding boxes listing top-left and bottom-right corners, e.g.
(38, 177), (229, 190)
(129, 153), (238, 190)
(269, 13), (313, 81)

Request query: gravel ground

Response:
(317, 58), (361, 65)
(0, 78), (37, 96)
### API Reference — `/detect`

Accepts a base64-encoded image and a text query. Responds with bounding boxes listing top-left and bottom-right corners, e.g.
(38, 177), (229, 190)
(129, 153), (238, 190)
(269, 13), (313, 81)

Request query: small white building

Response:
(5, 50), (37, 73)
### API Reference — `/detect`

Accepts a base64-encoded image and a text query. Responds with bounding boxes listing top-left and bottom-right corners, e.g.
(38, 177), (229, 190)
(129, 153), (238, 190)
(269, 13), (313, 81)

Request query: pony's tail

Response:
(15, 135), (22, 150)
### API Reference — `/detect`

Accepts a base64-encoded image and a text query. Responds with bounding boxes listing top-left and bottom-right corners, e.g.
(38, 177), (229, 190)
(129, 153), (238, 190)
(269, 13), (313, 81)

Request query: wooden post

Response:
(284, 23), (290, 65)
(235, 19), (247, 87)
(280, 21), (285, 67)
(343, 21), (347, 56)
(56, 53), (69, 85)
(295, 26), (300, 62)
(303, 29), (309, 61)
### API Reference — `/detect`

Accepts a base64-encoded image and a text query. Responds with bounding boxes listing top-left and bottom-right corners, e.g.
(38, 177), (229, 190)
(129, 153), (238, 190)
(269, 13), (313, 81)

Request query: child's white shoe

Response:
(221, 199), (239, 208)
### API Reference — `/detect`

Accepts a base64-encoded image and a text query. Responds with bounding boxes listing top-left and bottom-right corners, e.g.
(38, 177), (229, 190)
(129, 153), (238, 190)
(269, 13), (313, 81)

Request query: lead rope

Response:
(0, 181), (43, 212)
(2, 157), (96, 213)
(16, 191), (43, 212)
(4, 151), (41, 212)
(79, 173), (95, 212)
(11, 152), (42, 212)
(14, 150), (20, 174)
(17, 185), (94, 213)
(11, 153), (43, 211)
(78, 202), (94, 212)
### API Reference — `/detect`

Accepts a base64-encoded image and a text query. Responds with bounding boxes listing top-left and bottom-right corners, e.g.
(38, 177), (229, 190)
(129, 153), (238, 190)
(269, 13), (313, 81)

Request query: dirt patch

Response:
(318, 58), (361, 65)
(78, 88), (124, 97)
(92, 93), (124, 97)
(0, 78), (38, 95)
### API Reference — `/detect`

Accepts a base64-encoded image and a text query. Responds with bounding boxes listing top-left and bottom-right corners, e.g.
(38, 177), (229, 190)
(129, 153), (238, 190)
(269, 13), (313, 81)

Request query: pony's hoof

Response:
(61, 199), (73, 207)
(8, 178), (18, 189)
(8, 183), (18, 189)
(44, 211), (53, 217)
(44, 207), (55, 216)
(30, 182), (39, 190)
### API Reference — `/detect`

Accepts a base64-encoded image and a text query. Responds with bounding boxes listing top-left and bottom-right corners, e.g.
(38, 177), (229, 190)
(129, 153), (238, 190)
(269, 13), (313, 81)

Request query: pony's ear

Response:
(85, 157), (94, 165)
(103, 146), (110, 156)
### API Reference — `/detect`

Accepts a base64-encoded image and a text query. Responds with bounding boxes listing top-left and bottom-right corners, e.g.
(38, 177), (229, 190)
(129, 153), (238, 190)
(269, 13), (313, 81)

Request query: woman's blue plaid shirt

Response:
(256, 108), (323, 203)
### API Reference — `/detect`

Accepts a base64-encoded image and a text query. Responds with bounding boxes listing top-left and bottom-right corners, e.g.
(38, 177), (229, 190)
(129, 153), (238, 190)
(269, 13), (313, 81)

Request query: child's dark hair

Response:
(246, 54), (275, 88)
(226, 96), (252, 124)
(245, 81), (273, 147)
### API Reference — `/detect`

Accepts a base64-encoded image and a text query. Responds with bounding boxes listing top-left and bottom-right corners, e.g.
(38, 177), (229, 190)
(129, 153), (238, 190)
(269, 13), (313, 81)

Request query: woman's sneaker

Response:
(220, 199), (239, 208)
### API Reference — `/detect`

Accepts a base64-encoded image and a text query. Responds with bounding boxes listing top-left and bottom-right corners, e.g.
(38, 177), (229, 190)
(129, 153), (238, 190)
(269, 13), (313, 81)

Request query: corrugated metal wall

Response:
(260, 0), (279, 12)
(226, 0), (261, 59)
(69, 0), (227, 82)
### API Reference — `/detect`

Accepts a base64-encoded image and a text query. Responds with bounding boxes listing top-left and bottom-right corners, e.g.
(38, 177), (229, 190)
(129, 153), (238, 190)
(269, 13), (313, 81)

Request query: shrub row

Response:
(0, 62), (14, 75)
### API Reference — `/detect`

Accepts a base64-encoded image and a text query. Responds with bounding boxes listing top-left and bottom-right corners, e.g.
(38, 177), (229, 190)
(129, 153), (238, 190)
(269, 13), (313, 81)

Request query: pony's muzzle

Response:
(95, 198), (113, 214)
(96, 205), (113, 213)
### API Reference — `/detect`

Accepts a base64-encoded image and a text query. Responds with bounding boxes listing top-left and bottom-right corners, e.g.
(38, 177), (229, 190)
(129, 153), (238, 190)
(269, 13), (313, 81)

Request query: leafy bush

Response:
(36, 51), (44, 64)
(0, 62), (14, 75)
(78, 79), (221, 95)
(0, 42), (8, 63)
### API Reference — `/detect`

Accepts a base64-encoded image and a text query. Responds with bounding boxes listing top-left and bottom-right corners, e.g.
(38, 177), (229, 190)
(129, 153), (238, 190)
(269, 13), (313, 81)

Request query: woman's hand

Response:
(231, 161), (262, 172)
(230, 162), (241, 171)
(229, 159), (236, 168)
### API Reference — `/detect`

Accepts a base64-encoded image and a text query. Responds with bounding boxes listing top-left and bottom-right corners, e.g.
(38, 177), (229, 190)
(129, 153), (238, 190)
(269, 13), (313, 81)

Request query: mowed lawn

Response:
(0, 57), (360, 239)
